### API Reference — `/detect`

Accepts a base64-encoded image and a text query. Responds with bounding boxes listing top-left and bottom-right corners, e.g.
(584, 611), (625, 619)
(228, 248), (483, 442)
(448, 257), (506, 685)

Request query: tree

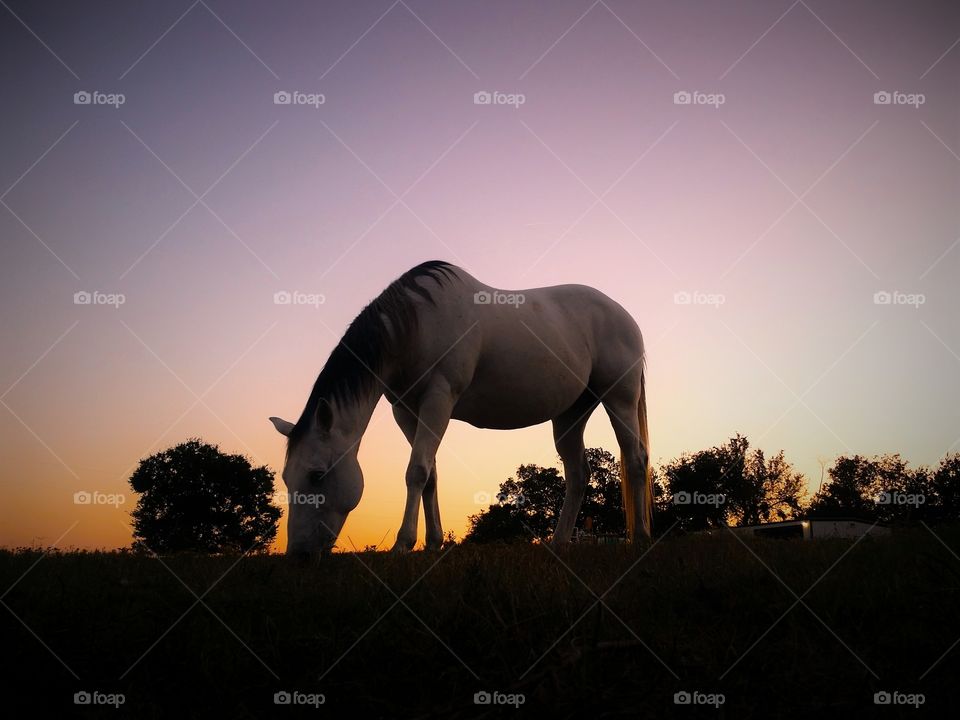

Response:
(128, 439), (280, 554)
(659, 446), (729, 531)
(807, 455), (879, 520)
(579, 448), (626, 534)
(464, 464), (563, 543)
(874, 457), (931, 524)
(464, 450), (627, 543)
(931, 454), (960, 521)
(659, 435), (806, 531)
(807, 454), (932, 523)
(464, 502), (529, 544)
(737, 449), (807, 525)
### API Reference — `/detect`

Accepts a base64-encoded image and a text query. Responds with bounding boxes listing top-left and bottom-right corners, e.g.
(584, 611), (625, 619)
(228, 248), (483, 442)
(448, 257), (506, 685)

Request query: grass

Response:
(2, 527), (959, 718)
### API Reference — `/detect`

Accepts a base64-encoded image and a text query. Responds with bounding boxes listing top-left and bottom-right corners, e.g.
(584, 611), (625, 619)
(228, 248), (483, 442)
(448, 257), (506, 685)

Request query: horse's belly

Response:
(451, 404), (551, 429)
(450, 375), (585, 429)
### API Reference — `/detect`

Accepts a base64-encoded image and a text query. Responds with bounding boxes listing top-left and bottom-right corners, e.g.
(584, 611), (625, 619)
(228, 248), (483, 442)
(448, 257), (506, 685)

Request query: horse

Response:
(269, 260), (651, 554)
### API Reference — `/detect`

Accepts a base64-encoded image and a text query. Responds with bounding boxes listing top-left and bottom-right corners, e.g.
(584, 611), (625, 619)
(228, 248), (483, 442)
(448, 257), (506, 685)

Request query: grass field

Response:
(2, 528), (959, 718)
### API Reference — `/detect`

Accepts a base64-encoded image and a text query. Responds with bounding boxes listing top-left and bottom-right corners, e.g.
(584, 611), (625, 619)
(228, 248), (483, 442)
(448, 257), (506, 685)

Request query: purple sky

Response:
(1, 0), (958, 549)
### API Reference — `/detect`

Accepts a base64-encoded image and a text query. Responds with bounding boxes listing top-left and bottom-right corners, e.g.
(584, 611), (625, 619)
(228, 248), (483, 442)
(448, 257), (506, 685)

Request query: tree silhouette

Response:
(736, 448), (807, 525)
(932, 454), (960, 521)
(809, 454), (934, 524)
(465, 464), (563, 543)
(466, 442), (960, 544)
(658, 443), (729, 531)
(464, 450), (626, 543)
(579, 448), (626, 534)
(807, 455), (879, 519)
(658, 435), (805, 531)
(128, 439), (280, 554)
(463, 502), (529, 544)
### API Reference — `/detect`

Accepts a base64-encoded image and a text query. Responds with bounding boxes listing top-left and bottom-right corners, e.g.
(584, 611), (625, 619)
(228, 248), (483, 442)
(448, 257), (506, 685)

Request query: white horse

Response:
(270, 261), (650, 554)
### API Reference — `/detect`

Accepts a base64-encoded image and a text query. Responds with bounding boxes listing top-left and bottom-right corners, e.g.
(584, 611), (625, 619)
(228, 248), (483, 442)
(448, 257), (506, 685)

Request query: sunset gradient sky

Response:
(1, 0), (958, 552)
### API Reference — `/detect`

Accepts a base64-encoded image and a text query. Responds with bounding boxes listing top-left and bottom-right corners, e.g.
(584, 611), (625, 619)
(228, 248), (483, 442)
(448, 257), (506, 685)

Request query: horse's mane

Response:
(288, 260), (457, 449)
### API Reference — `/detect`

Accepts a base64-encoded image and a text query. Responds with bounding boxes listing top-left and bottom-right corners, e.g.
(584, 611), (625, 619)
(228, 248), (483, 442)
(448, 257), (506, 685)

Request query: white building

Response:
(731, 518), (890, 540)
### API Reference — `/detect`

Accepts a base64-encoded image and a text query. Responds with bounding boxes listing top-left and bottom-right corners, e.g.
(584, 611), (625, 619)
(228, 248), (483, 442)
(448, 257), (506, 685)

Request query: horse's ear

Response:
(315, 398), (333, 431)
(269, 416), (295, 436)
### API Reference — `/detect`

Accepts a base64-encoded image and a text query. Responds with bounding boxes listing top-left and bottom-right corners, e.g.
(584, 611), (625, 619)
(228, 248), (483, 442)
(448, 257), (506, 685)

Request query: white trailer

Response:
(732, 518), (890, 540)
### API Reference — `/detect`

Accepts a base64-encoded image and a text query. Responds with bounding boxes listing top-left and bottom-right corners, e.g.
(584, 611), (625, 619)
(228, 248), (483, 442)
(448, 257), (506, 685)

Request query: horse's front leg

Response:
(391, 387), (454, 552)
(392, 403), (444, 550)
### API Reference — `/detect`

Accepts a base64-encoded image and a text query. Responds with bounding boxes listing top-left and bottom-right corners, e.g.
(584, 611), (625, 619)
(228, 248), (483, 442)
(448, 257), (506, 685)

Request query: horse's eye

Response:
(309, 470), (327, 486)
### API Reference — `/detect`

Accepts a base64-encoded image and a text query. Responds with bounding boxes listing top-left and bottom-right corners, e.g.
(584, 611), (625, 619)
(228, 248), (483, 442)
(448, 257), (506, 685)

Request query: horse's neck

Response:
(336, 385), (383, 439)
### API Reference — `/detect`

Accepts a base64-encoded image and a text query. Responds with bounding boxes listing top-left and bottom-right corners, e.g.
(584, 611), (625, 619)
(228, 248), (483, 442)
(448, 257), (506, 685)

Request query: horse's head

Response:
(269, 399), (363, 556)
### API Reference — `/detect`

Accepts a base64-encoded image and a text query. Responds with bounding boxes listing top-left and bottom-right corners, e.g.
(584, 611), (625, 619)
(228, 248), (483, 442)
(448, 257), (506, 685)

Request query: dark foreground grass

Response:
(2, 528), (959, 718)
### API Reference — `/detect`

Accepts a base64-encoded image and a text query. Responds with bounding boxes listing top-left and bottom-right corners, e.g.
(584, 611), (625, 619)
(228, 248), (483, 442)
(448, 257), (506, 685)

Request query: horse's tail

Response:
(638, 367), (653, 538)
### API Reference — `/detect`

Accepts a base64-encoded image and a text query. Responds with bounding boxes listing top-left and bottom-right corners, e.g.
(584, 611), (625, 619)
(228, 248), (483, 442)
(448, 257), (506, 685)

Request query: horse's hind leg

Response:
(551, 394), (598, 545)
(421, 468), (443, 550)
(603, 386), (651, 542)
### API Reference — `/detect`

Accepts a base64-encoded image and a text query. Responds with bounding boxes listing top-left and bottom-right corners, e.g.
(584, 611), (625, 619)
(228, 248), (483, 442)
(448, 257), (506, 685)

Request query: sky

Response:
(1, 0), (958, 552)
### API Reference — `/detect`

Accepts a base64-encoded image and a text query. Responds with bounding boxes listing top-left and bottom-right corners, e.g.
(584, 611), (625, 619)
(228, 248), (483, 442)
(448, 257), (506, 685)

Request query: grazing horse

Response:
(270, 261), (650, 553)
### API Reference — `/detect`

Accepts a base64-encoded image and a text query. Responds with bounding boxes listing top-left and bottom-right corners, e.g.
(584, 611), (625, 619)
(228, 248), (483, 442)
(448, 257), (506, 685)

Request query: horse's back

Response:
(433, 266), (643, 371)
(413, 267), (643, 425)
